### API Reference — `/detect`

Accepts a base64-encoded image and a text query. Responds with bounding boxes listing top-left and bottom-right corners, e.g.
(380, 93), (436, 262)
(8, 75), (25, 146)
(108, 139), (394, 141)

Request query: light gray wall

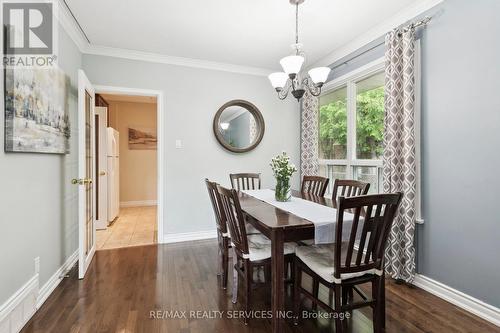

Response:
(417, 0), (500, 307)
(323, 0), (500, 308)
(82, 55), (300, 235)
(0, 25), (81, 304)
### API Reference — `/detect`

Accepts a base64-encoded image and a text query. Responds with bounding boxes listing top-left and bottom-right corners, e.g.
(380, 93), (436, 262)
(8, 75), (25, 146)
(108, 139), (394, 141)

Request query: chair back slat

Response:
(217, 185), (249, 255)
(334, 193), (403, 279)
(230, 173), (261, 191)
(205, 179), (227, 235)
(332, 179), (370, 202)
(344, 207), (362, 267)
(301, 176), (329, 197)
(355, 204), (373, 266)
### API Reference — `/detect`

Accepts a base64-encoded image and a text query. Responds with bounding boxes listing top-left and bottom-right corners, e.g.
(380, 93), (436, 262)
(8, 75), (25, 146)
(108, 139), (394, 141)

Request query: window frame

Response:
(318, 58), (385, 189)
(318, 55), (423, 224)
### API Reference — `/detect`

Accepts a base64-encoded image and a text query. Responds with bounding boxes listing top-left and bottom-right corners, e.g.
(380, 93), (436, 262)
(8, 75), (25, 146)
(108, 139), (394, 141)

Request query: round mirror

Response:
(213, 100), (265, 153)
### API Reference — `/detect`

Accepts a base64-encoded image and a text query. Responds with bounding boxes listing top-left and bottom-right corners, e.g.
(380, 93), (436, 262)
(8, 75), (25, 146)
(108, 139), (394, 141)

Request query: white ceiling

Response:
(66, 0), (425, 70)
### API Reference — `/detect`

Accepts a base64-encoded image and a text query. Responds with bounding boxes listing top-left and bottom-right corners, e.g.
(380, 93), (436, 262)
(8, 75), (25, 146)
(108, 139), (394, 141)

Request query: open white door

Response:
(75, 70), (96, 279)
(95, 106), (108, 230)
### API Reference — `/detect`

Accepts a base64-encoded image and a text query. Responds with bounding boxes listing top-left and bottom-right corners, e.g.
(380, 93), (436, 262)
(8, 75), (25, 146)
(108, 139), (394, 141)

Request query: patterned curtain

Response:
(249, 115), (257, 143)
(300, 90), (319, 178)
(383, 27), (417, 283)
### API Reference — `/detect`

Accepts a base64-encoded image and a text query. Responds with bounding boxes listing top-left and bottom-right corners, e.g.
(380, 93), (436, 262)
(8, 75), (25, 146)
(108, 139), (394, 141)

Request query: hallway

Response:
(96, 206), (157, 250)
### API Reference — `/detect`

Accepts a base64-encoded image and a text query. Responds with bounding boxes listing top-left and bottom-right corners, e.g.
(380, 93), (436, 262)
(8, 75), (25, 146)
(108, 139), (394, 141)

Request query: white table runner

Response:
(242, 189), (354, 244)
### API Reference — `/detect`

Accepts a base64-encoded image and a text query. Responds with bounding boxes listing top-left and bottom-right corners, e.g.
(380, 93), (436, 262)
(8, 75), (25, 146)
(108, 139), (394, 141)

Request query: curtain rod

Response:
(330, 16), (432, 71)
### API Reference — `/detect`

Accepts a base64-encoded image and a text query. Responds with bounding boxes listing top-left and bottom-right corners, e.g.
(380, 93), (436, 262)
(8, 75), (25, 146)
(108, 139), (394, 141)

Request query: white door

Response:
(75, 70), (96, 279)
(95, 106), (108, 230)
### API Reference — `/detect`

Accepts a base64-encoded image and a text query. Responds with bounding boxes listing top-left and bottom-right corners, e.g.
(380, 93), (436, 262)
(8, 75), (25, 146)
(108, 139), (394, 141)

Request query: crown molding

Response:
(311, 0), (444, 68)
(56, 0), (273, 76)
(84, 44), (274, 77)
(57, 0), (442, 77)
(56, 0), (90, 52)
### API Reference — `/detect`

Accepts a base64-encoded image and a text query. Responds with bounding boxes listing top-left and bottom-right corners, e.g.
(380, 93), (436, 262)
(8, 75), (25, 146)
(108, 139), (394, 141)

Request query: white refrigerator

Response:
(107, 128), (120, 223)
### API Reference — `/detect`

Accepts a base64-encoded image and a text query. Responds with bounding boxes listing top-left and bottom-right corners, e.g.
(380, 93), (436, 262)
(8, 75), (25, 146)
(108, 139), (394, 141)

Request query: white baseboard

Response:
(413, 274), (500, 327)
(0, 275), (38, 333)
(0, 250), (78, 333)
(36, 251), (78, 309)
(163, 230), (217, 244)
(120, 200), (157, 207)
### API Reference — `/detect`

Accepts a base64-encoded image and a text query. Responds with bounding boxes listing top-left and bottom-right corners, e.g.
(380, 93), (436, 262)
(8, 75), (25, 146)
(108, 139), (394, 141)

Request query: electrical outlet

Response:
(34, 257), (40, 274)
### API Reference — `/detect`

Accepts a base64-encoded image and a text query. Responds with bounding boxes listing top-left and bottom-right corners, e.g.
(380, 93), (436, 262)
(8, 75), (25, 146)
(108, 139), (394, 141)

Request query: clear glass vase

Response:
(275, 177), (291, 202)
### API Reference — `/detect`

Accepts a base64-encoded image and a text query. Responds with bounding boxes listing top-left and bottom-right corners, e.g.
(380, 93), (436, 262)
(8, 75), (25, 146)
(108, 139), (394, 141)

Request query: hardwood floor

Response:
(21, 240), (499, 333)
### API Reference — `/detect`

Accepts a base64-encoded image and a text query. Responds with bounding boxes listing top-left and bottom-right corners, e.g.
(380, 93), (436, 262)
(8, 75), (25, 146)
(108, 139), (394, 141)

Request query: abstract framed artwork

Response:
(128, 127), (157, 150)
(4, 67), (70, 154)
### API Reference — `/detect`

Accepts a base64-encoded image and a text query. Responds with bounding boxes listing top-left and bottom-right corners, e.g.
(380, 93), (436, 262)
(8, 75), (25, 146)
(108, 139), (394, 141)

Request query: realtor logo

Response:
(2, 0), (58, 67)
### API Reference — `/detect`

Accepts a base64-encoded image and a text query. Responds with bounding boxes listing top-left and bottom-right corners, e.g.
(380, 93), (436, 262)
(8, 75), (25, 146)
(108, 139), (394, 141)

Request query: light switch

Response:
(175, 139), (182, 149)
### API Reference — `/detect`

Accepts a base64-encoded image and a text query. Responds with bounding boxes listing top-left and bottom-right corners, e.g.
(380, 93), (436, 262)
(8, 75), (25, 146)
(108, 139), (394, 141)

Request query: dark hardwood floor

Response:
(21, 240), (499, 333)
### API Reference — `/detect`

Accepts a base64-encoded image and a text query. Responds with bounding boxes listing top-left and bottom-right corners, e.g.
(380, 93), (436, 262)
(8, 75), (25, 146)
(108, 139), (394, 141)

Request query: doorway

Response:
(76, 74), (164, 278)
(92, 86), (164, 250)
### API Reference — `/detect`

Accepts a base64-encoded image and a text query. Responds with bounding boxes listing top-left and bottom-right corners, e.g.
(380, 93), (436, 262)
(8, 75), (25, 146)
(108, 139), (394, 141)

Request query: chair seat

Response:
(241, 234), (297, 262)
(299, 239), (315, 246)
(295, 244), (382, 284)
(246, 223), (261, 235)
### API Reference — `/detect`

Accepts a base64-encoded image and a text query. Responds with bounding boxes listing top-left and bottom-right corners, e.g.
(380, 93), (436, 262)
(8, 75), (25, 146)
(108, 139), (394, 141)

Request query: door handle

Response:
(71, 178), (93, 185)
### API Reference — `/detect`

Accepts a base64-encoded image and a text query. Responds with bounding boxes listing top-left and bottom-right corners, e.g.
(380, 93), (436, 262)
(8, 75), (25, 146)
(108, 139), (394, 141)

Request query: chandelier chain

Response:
(295, 3), (299, 45)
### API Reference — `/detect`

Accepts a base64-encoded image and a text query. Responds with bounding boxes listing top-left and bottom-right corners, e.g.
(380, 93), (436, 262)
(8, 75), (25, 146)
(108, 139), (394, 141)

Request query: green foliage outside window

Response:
(319, 86), (384, 160)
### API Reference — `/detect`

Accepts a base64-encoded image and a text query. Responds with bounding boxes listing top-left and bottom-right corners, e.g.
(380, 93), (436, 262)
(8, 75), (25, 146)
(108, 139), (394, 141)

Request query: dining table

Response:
(237, 189), (385, 333)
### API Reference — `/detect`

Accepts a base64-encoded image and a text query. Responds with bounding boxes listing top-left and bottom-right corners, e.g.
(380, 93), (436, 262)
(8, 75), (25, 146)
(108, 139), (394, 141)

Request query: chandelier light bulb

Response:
(268, 72), (289, 89)
(280, 55), (305, 77)
(308, 67), (332, 85)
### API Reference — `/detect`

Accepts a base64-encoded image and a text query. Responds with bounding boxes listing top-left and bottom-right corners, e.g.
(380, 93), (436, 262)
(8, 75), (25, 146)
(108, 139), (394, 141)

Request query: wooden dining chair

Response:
(332, 179), (370, 202)
(293, 192), (403, 333)
(301, 175), (329, 197)
(230, 173), (262, 235)
(217, 185), (296, 325)
(205, 179), (230, 289)
(230, 173), (261, 191)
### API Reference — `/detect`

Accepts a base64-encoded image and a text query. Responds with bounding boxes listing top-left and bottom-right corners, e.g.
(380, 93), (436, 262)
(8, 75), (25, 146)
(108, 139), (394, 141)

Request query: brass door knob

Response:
(71, 178), (93, 185)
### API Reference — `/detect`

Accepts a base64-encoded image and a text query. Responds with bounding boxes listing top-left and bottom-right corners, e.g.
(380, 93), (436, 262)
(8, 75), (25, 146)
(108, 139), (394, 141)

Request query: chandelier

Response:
(268, 0), (331, 102)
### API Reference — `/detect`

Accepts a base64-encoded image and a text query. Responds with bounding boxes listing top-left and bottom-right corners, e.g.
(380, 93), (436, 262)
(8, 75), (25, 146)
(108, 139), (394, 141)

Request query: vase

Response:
(275, 177), (291, 202)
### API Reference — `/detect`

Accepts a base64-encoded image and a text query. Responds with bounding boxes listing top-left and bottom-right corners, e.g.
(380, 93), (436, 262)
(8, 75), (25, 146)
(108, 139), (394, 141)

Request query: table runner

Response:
(242, 189), (355, 244)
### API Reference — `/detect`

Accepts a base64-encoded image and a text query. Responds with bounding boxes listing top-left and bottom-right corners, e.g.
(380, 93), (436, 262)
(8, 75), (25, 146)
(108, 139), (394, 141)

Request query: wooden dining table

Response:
(238, 189), (385, 333)
(238, 190), (329, 332)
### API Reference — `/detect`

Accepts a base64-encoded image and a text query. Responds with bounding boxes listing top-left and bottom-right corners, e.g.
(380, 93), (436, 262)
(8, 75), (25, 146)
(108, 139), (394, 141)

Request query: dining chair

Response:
(205, 179), (230, 289)
(230, 173), (262, 235)
(217, 185), (297, 325)
(303, 179), (370, 309)
(301, 175), (329, 197)
(332, 179), (370, 202)
(293, 192), (403, 333)
(230, 173), (261, 191)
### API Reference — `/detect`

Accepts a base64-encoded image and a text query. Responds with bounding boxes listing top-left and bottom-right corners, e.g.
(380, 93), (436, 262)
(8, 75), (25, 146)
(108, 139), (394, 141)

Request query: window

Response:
(319, 62), (385, 195)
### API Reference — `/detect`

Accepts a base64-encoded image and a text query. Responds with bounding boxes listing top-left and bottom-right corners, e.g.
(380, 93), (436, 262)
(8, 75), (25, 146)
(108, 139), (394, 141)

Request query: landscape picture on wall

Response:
(128, 127), (157, 150)
(4, 67), (70, 154)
